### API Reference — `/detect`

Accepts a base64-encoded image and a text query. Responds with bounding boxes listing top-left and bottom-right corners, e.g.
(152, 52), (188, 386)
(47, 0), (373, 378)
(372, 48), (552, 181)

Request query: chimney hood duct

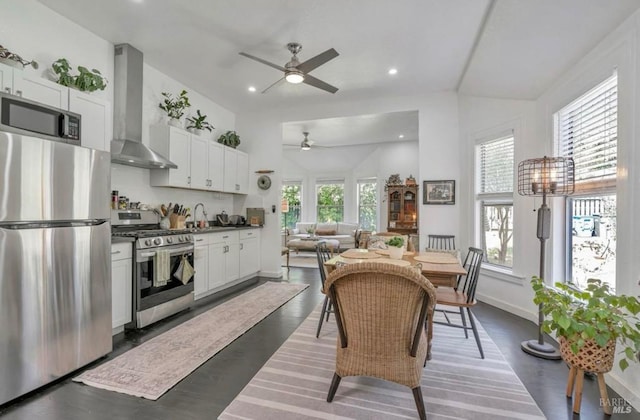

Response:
(111, 44), (177, 169)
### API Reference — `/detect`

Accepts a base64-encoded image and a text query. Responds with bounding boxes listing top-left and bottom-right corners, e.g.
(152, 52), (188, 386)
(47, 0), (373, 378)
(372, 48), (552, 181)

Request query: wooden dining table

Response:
(324, 248), (467, 359)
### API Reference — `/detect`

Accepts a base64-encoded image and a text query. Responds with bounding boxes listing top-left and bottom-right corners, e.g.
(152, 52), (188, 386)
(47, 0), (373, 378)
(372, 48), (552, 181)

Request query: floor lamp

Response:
(517, 156), (574, 359)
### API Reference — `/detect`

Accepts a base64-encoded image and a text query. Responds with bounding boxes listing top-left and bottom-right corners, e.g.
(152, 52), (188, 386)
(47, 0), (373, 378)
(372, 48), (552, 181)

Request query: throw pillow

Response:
(315, 229), (337, 236)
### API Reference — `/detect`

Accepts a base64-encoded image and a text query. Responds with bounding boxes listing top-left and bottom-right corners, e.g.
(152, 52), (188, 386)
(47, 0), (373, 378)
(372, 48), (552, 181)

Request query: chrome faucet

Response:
(194, 203), (209, 228)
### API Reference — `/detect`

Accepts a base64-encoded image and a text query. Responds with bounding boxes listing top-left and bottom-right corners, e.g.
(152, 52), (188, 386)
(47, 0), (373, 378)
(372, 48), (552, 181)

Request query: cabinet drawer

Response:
(111, 242), (132, 261)
(239, 229), (260, 240)
(193, 233), (210, 246)
(210, 231), (239, 244)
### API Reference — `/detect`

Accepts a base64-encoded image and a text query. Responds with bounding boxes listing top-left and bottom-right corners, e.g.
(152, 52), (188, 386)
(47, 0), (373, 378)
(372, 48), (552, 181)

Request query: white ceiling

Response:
(37, 0), (640, 145)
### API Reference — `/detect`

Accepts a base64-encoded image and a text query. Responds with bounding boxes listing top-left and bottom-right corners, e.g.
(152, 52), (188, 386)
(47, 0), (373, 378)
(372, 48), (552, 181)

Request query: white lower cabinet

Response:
(193, 229), (261, 300)
(239, 230), (260, 278)
(111, 242), (133, 333)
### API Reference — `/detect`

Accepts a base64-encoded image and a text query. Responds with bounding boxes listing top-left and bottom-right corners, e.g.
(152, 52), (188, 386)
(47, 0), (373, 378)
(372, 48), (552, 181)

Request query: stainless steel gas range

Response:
(112, 210), (195, 329)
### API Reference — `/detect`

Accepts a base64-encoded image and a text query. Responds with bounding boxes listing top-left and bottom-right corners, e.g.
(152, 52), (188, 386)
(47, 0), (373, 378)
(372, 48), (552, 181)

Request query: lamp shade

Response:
(517, 156), (575, 197)
(281, 198), (289, 213)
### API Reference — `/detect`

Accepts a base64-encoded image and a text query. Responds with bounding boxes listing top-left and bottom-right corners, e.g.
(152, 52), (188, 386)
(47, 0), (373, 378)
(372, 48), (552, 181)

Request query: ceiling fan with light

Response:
(239, 43), (339, 94)
(283, 131), (328, 151)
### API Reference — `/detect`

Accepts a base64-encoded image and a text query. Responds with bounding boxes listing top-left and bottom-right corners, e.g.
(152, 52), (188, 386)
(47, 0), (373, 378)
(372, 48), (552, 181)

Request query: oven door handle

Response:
(138, 245), (194, 259)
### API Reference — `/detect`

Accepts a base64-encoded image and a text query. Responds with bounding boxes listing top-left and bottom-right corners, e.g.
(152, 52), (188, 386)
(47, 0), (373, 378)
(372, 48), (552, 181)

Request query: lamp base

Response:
(521, 339), (561, 360)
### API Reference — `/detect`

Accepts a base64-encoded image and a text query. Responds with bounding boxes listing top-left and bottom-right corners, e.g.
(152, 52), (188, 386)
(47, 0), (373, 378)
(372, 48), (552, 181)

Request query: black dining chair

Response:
(427, 234), (456, 250)
(433, 247), (484, 358)
(315, 241), (333, 338)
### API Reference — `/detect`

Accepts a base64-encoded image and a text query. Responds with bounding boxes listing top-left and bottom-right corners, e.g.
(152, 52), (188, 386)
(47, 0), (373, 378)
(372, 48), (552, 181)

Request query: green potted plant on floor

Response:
(386, 236), (404, 259)
(186, 109), (214, 136)
(159, 89), (191, 127)
(217, 130), (241, 148)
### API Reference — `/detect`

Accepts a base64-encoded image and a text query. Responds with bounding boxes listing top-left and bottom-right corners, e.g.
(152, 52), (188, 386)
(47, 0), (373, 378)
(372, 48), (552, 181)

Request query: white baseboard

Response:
(476, 292), (538, 324)
(605, 372), (640, 411)
(259, 270), (283, 278)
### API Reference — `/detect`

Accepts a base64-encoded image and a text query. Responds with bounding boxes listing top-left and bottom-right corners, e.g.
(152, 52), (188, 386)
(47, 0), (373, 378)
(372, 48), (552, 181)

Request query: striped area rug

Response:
(220, 306), (546, 419)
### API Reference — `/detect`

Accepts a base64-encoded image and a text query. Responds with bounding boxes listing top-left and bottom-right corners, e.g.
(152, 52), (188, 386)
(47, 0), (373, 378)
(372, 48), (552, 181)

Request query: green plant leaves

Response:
(159, 90), (191, 119)
(530, 276), (640, 371)
(51, 58), (107, 92)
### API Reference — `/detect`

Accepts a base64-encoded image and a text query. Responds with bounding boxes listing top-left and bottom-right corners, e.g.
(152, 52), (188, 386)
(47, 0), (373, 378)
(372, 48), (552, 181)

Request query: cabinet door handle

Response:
(187, 176), (191, 184)
(240, 243), (244, 250)
(235, 184), (239, 191)
(223, 235), (229, 239)
(196, 238), (204, 242)
(111, 250), (121, 255)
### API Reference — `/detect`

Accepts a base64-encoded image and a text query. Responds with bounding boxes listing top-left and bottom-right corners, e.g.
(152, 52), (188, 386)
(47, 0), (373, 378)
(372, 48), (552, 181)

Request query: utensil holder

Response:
(160, 216), (170, 230)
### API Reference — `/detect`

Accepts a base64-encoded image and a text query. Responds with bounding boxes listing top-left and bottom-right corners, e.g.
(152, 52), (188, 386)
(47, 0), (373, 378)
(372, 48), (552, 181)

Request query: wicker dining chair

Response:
(427, 234), (456, 250)
(434, 247), (484, 358)
(315, 241), (333, 338)
(324, 262), (436, 420)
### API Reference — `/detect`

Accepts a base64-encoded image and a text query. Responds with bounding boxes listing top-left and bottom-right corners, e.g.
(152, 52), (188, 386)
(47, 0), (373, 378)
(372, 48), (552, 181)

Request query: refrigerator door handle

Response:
(0, 219), (109, 230)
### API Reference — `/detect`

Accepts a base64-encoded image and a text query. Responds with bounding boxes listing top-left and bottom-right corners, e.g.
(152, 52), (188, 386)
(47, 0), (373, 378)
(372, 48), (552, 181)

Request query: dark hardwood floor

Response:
(0, 266), (637, 419)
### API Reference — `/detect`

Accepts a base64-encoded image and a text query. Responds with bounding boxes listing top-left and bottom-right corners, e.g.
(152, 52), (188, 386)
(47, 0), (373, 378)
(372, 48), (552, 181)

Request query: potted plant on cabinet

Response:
(52, 58), (107, 92)
(531, 277), (640, 414)
(386, 236), (404, 260)
(186, 109), (214, 136)
(217, 130), (241, 148)
(158, 89), (190, 127)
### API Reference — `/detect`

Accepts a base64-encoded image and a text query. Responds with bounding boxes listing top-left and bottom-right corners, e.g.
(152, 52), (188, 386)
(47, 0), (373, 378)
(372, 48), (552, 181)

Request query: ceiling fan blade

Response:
(239, 52), (286, 72)
(261, 77), (285, 94)
(297, 48), (339, 73)
(303, 74), (339, 94)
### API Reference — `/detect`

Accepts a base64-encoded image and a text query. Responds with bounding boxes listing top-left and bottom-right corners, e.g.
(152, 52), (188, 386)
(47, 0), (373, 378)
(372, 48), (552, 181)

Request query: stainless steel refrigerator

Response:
(0, 93), (112, 405)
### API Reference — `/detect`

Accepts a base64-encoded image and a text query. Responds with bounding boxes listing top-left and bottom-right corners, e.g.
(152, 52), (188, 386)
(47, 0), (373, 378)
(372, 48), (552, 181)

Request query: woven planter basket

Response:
(559, 336), (615, 373)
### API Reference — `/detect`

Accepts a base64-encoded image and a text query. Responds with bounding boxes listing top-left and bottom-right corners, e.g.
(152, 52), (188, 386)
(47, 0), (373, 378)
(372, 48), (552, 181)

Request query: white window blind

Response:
(479, 136), (514, 194)
(558, 74), (617, 185)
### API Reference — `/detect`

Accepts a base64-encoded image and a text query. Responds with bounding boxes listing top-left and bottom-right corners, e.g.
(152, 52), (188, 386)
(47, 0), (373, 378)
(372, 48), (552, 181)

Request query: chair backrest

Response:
(427, 234), (456, 250)
(456, 247), (483, 303)
(316, 240), (332, 287)
(324, 262), (436, 358)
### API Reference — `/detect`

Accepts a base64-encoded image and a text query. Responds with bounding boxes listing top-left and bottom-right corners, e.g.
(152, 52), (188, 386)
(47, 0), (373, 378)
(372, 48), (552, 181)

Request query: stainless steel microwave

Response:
(0, 92), (81, 145)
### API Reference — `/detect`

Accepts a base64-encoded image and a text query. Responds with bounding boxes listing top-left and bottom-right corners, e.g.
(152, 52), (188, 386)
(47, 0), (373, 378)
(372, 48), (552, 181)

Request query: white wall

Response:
(459, 10), (640, 409)
(238, 91), (461, 278)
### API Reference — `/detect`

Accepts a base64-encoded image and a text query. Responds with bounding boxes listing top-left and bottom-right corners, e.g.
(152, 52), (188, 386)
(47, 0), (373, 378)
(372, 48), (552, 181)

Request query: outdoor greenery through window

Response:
(357, 179), (377, 230)
(316, 181), (344, 223)
(477, 134), (514, 268)
(557, 72), (617, 291)
(281, 182), (301, 230)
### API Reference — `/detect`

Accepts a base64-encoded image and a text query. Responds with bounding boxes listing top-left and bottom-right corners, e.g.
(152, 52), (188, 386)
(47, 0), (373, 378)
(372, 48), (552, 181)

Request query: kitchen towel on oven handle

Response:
(174, 254), (194, 285)
(153, 249), (170, 287)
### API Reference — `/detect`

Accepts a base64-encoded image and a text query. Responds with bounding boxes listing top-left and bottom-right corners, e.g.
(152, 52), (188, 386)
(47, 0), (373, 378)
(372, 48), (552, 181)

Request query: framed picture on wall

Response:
(423, 180), (455, 205)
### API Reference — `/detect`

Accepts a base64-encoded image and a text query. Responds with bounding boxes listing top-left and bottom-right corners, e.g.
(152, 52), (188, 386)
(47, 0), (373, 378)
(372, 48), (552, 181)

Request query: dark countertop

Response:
(190, 225), (262, 235)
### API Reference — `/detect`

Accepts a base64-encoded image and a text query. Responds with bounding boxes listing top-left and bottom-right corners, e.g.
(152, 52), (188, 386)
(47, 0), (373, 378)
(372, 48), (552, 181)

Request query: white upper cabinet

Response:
(190, 134), (209, 190)
(208, 141), (225, 191)
(13, 72), (69, 109)
(0, 64), (111, 152)
(223, 147), (249, 194)
(68, 89), (111, 152)
(150, 124), (191, 188)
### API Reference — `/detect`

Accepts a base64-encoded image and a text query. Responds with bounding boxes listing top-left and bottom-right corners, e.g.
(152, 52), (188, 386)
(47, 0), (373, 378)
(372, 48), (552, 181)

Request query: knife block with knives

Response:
(165, 203), (189, 229)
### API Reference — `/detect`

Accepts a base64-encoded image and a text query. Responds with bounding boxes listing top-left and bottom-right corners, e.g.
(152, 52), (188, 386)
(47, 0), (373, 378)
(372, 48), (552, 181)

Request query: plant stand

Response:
(561, 337), (615, 415)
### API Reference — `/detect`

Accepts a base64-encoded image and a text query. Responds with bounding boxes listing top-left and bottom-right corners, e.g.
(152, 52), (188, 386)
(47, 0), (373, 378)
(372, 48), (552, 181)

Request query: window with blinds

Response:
(557, 73), (617, 190)
(479, 136), (514, 194)
(476, 134), (514, 268)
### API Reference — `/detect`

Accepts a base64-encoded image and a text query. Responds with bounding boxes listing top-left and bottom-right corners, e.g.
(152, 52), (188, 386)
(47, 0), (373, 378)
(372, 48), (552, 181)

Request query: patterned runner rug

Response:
(220, 306), (546, 419)
(74, 281), (309, 400)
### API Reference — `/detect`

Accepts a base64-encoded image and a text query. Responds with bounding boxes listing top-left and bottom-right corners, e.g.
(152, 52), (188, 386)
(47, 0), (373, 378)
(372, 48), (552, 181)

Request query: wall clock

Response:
(257, 175), (272, 190)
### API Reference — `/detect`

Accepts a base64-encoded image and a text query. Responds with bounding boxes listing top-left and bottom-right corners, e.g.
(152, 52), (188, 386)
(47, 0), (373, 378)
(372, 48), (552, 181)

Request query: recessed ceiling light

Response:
(398, 134), (404, 139)
(388, 68), (398, 75)
(248, 86), (256, 92)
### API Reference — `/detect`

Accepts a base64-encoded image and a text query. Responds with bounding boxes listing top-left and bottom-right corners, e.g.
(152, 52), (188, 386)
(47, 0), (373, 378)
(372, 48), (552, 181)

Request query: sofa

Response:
(289, 222), (360, 250)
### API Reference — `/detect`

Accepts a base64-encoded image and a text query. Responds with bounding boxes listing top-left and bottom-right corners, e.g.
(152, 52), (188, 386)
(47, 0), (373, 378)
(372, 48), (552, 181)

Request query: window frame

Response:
(356, 177), (378, 231)
(315, 179), (345, 223)
(281, 180), (302, 230)
(475, 132), (515, 269)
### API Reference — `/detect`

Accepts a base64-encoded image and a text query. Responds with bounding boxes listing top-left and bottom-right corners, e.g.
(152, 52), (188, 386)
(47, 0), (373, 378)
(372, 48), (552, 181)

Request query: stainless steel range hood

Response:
(111, 44), (177, 169)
